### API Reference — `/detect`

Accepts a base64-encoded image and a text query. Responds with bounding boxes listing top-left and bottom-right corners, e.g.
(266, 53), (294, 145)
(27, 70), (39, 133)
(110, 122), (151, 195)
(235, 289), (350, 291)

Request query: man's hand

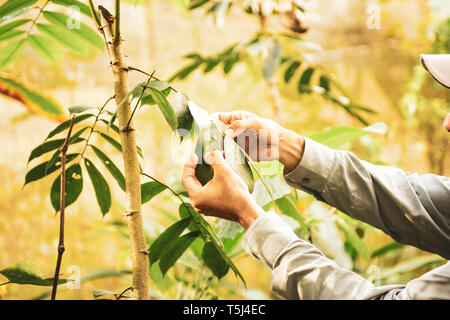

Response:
(182, 151), (264, 229)
(214, 111), (305, 173)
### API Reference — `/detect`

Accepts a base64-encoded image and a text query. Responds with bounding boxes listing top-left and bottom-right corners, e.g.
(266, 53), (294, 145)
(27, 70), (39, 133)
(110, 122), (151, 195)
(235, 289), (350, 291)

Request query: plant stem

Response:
(51, 115), (76, 300)
(126, 70), (155, 130)
(128, 66), (178, 93)
(99, 4), (149, 300)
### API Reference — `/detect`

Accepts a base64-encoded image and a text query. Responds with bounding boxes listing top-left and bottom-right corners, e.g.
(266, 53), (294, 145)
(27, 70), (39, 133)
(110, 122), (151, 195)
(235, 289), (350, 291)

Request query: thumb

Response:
(182, 154), (202, 195)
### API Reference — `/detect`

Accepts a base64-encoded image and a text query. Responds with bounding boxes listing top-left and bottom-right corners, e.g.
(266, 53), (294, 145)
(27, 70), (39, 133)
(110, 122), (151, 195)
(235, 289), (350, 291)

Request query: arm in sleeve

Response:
(284, 137), (450, 259)
(242, 212), (450, 300)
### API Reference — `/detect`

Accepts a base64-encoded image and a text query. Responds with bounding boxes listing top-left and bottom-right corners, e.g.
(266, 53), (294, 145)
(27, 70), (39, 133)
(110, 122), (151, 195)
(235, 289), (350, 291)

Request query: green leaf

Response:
(223, 55), (238, 74)
(224, 134), (254, 193)
(0, 260), (67, 286)
(0, 0), (37, 19)
(379, 255), (444, 280)
(90, 145), (126, 191)
(97, 132), (122, 152)
(169, 60), (203, 81)
(202, 241), (230, 279)
(46, 113), (93, 140)
(141, 181), (166, 204)
(252, 174), (291, 207)
(148, 87), (178, 131)
(262, 40), (281, 80)
(36, 23), (90, 57)
(275, 197), (309, 238)
(307, 126), (369, 149)
(252, 160), (283, 176)
(336, 221), (369, 263)
(319, 75), (330, 91)
(50, 0), (95, 18)
(0, 18), (29, 35)
(50, 163), (83, 212)
(28, 34), (63, 63)
(159, 231), (201, 275)
(0, 29), (25, 42)
(298, 67), (314, 93)
(69, 105), (96, 114)
(24, 153), (79, 185)
(28, 137), (83, 163)
(0, 39), (27, 69)
(216, 219), (243, 240)
(371, 242), (404, 258)
(0, 76), (65, 121)
(84, 158), (111, 216)
(172, 92), (193, 135)
(0, 7), (31, 25)
(284, 60), (300, 83)
(149, 218), (191, 264)
(42, 11), (104, 50)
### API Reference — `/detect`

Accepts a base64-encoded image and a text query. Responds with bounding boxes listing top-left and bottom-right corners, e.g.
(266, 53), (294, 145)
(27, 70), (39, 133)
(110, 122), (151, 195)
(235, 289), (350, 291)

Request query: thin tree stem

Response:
(51, 115), (76, 300)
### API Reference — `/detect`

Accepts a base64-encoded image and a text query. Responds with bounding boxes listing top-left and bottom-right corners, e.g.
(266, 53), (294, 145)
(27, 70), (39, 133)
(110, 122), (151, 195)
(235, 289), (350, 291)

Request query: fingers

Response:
(204, 151), (231, 177)
(213, 111), (253, 125)
(225, 118), (259, 138)
(182, 154), (202, 195)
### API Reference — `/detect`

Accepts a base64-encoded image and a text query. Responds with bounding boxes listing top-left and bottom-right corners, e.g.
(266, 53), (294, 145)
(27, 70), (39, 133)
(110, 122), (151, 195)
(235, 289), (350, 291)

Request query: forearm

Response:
(242, 212), (399, 299)
(282, 137), (450, 259)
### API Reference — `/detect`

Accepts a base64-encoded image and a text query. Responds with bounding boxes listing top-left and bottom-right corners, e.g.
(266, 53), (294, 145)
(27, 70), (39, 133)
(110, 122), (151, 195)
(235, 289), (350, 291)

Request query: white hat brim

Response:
(420, 54), (450, 89)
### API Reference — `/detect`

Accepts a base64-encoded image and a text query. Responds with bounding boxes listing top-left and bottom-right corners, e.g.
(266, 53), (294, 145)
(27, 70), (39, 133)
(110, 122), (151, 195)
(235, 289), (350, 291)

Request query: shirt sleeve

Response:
(241, 212), (401, 299)
(284, 137), (450, 259)
(242, 211), (450, 300)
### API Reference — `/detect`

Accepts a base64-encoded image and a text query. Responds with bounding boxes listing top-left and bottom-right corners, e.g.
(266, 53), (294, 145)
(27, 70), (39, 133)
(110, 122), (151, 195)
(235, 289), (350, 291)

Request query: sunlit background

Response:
(0, 0), (449, 299)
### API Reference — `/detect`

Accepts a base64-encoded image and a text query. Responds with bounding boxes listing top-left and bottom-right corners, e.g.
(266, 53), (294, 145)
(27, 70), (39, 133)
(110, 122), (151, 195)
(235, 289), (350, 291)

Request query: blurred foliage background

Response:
(0, 0), (448, 299)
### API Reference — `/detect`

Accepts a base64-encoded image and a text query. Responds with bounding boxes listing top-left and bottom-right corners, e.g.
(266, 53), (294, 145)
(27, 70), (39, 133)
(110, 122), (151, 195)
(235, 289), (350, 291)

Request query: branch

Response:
(126, 70), (155, 130)
(51, 115), (77, 300)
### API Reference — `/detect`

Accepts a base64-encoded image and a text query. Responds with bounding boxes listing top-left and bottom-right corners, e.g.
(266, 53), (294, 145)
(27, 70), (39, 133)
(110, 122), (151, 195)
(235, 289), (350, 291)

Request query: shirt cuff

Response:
(284, 137), (337, 192)
(242, 211), (300, 269)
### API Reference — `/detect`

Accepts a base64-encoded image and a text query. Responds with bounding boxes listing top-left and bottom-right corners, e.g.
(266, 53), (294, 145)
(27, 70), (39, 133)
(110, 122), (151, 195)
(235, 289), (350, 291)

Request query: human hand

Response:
(214, 111), (305, 173)
(182, 151), (264, 229)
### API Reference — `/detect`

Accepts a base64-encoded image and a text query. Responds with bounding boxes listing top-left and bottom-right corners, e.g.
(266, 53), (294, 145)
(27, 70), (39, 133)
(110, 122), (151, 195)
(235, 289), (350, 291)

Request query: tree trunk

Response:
(100, 4), (149, 300)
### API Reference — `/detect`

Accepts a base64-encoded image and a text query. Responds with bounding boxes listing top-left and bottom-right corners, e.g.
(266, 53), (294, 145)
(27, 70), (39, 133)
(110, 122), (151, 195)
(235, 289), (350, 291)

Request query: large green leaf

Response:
(307, 123), (387, 149)
(28, 138), (82, 163)
(0, 18), (30, 35)
(50, 163), (83, 212)
(42, 11), (104, 50)
(149, 218), (191, 264)
(0, 29), (25, 42)
(36, 23), (90, 57)
(202, 241), (230, 279)
(84, 158), (111, 216)
(0, 7), (31, 25)
(159, 231), (201, 275)
(0, 0), (37, 19)
(224, 134), (254, 193)
(0, 76), (65, 121)
(0, 39), (27, 69)
(45, 113), (93, 140)
(0, 260), (67, 286)
(50, 0), (95, 18)
(172, 92), (193, 135)
(371, 242), (404, 258)
(97, 132), (122, 152)
(28, 34), (63, 63)
(147, 87), (178, 131)
(141, 181), (166, 204)
(24, 153), (79, 185)
(90, 145), (125, 191)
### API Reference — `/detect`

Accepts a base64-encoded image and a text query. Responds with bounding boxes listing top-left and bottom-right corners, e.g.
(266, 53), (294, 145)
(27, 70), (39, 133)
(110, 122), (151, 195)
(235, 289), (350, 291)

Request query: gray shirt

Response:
(242, 137), (450, 299)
